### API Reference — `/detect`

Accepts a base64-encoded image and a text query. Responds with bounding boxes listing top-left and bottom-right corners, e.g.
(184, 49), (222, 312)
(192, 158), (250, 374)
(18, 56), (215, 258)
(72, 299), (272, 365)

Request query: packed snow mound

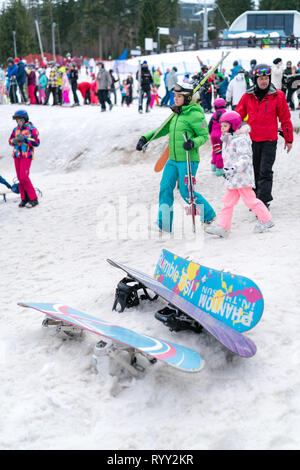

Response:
(0, 104), (213, 174)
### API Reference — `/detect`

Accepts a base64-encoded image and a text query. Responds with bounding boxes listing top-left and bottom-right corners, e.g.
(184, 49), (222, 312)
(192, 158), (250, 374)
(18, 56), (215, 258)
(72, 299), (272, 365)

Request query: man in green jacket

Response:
(136, 82), (216, 232)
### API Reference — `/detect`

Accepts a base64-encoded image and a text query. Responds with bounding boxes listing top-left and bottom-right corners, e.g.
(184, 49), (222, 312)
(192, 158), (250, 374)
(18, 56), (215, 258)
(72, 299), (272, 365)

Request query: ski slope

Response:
(0, 47), (299, 450)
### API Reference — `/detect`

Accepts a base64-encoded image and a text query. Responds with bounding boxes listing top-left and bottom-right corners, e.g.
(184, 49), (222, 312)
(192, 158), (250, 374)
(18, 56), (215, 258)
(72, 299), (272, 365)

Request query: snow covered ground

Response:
(1, 48), (300, 451)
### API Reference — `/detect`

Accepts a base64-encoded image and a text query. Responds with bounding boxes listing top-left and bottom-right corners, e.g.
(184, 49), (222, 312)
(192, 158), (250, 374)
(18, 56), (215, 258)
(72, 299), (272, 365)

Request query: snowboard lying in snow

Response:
(18, 302), (204, 376)
(108, 251), (264, 358)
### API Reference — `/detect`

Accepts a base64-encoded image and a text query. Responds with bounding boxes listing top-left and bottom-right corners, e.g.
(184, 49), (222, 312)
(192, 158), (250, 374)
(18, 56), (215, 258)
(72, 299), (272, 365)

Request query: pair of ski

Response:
(20, 249), (262, 377)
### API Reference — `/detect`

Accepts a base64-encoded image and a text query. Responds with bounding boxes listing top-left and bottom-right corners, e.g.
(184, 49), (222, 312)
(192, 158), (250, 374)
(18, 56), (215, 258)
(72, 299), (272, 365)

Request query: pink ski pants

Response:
(218, 187), (272, 230)
(14, 157), (37, 201)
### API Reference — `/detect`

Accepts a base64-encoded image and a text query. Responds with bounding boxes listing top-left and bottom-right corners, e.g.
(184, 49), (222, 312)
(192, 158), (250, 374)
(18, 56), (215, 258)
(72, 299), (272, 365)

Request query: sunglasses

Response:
(255, 67), (271, 76)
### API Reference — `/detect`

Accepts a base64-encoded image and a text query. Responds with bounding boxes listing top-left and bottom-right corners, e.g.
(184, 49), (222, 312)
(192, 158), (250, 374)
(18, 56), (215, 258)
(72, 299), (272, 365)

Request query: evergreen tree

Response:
(214, 0), (255, 30)
(137, 0), (179, 50)
(259, 0), (300, 9)
(0, 0), (34, 62)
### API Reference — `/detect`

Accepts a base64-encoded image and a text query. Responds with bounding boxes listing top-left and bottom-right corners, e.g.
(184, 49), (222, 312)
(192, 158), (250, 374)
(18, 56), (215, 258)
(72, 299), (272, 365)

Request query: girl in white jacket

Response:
(205, 111), (274, 238)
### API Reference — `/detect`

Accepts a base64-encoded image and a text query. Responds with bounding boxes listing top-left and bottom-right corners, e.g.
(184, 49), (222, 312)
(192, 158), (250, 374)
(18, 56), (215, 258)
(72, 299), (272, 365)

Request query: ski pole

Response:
(183, 131), (198, 233)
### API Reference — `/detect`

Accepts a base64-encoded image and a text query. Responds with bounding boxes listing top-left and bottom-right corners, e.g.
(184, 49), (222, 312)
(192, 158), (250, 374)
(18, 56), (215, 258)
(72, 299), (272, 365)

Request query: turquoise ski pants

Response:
(157, 160), (216, 232)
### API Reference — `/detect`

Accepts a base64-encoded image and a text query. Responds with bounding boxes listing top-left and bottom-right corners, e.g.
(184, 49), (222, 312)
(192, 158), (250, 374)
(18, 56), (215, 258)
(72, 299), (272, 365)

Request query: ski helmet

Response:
(173, 82), (194, 105)
(220, 111), (242, 132)
(213, 98), (226, 109)
(13, 110), (29, 123)
(253, 64), (271, 82)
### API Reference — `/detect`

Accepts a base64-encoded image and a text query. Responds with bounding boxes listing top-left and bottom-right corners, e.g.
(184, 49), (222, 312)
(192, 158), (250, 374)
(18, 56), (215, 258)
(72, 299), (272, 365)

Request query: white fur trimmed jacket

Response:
(221, 124), (255, 189)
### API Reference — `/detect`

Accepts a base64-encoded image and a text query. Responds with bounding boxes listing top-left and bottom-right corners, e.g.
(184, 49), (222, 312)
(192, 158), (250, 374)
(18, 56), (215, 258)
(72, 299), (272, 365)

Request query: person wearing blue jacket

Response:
(15, 58), (27, 103)
(230, 61), (243, 81)
(7, 57), (18, 103)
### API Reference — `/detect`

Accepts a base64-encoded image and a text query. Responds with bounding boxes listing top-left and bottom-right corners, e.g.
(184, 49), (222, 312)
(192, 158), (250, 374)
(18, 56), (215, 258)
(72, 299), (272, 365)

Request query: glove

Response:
(183, 139), (194, 151)
(213, 143), (222, 154)
(16, 134), (26, 142)
(12, 138), (19, 145)
(223, 167), (237, 180)
(136, 136), (147, 151)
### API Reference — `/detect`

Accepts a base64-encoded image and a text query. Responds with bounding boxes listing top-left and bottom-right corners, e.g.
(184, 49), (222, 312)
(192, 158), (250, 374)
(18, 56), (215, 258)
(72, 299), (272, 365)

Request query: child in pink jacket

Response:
(205, 111), (274, 237)
(208, 98), (227, 176)
(9, 110), (40, 208)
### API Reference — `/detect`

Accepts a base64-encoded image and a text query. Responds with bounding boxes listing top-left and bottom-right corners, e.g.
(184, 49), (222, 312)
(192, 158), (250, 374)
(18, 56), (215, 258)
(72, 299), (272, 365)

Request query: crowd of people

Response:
(1, 54), (300, 114)
(0, 55), (136, 111)
(0, 54), (296, 242)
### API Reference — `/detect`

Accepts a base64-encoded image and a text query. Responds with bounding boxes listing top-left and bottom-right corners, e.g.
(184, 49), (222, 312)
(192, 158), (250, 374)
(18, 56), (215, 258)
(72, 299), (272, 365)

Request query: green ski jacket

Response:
(144, 102), (208, 162)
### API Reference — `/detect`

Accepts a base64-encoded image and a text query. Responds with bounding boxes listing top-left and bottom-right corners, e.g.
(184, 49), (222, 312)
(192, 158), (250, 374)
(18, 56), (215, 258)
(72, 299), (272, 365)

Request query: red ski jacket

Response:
(235, 84), (293, 144)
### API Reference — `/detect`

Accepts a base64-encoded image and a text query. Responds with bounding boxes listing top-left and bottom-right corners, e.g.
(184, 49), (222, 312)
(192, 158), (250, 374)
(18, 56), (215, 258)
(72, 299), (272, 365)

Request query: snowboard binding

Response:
(93, 339), (157, 377)
(112, 276), (158, 312)
(155, 306), (203, 334)
(42, 317), (83, 338)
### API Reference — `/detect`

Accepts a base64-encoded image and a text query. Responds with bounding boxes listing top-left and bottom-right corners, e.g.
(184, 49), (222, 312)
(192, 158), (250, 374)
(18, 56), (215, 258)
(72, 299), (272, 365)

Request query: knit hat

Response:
(273, 58), (282, 65)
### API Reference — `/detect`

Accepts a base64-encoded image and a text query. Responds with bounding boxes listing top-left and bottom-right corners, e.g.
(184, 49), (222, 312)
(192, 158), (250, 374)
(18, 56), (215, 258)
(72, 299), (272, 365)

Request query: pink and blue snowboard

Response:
(18, 302), (204, 373)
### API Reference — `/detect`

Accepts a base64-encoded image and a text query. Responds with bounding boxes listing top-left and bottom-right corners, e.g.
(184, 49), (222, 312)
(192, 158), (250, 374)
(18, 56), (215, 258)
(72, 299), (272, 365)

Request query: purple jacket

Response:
(27, 71), (36, 86)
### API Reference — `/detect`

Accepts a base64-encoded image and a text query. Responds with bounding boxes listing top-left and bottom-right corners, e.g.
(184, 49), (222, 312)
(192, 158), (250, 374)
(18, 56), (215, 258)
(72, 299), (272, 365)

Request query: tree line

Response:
(0, 0), (179, 63)
(0, 0), (298, 64)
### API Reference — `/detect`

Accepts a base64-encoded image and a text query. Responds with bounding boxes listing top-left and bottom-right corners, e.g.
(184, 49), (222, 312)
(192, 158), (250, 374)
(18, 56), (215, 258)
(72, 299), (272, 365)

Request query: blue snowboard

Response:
(154, 250), (264, 333)
(18, 302), (204, 373)
(107, 259), (258, 358)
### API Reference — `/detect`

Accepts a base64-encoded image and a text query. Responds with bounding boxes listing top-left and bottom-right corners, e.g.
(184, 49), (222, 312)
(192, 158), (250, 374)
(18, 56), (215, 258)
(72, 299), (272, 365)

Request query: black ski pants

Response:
(252, 140), (277, 206)
(97, 89), (112, 110)
(139, 87), (151, 111)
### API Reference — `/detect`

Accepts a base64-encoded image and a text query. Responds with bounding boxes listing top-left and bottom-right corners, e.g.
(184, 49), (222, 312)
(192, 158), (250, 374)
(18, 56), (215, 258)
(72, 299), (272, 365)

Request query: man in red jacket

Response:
(235, 64), (293, 208)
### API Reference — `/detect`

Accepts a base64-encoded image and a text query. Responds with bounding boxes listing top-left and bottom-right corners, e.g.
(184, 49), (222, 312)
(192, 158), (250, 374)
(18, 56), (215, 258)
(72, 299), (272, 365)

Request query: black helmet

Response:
(13, 109), (29, 123)
(253, 64), (271, 82)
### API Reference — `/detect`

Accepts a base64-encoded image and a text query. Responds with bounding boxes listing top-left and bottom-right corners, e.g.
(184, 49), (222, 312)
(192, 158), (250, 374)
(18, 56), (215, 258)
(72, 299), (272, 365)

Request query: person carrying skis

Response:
(136, 82), (216, 232)
(205, 111), (274, 238)
(8, 110), (40, 208)
(235, 63), (293, 209)
(208, 97), (227, 176)
(136, 60), (153, 113)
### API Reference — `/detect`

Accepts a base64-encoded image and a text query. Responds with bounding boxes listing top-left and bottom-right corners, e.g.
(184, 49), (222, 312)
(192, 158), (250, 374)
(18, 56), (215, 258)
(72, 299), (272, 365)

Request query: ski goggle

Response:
(254, 67), (271, 77)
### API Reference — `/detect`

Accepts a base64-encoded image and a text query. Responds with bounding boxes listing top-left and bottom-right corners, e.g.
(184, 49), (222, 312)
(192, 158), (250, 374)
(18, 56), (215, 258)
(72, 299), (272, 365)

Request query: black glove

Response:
(136, 136), (147, 151)
(12, 138), (19, 145)
(183, 139), (194, 151)
(16, 134), (26, 142)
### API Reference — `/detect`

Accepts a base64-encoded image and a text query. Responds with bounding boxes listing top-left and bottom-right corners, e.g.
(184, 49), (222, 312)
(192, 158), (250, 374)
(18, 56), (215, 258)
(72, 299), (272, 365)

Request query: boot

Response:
(19, 200), (27, 208)
(27, 199), (39, 208)
(215, 168), (224, 177)
(253, 220), (274, 233)
(205, 224), (230, 238)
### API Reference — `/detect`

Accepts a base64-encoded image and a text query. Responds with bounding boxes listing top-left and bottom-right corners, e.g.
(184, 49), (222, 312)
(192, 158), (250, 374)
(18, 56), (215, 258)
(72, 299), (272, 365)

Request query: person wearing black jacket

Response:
(136, 61), (153, 113)
(15, 58), (27, 103)
(69, 63), (79, 106)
